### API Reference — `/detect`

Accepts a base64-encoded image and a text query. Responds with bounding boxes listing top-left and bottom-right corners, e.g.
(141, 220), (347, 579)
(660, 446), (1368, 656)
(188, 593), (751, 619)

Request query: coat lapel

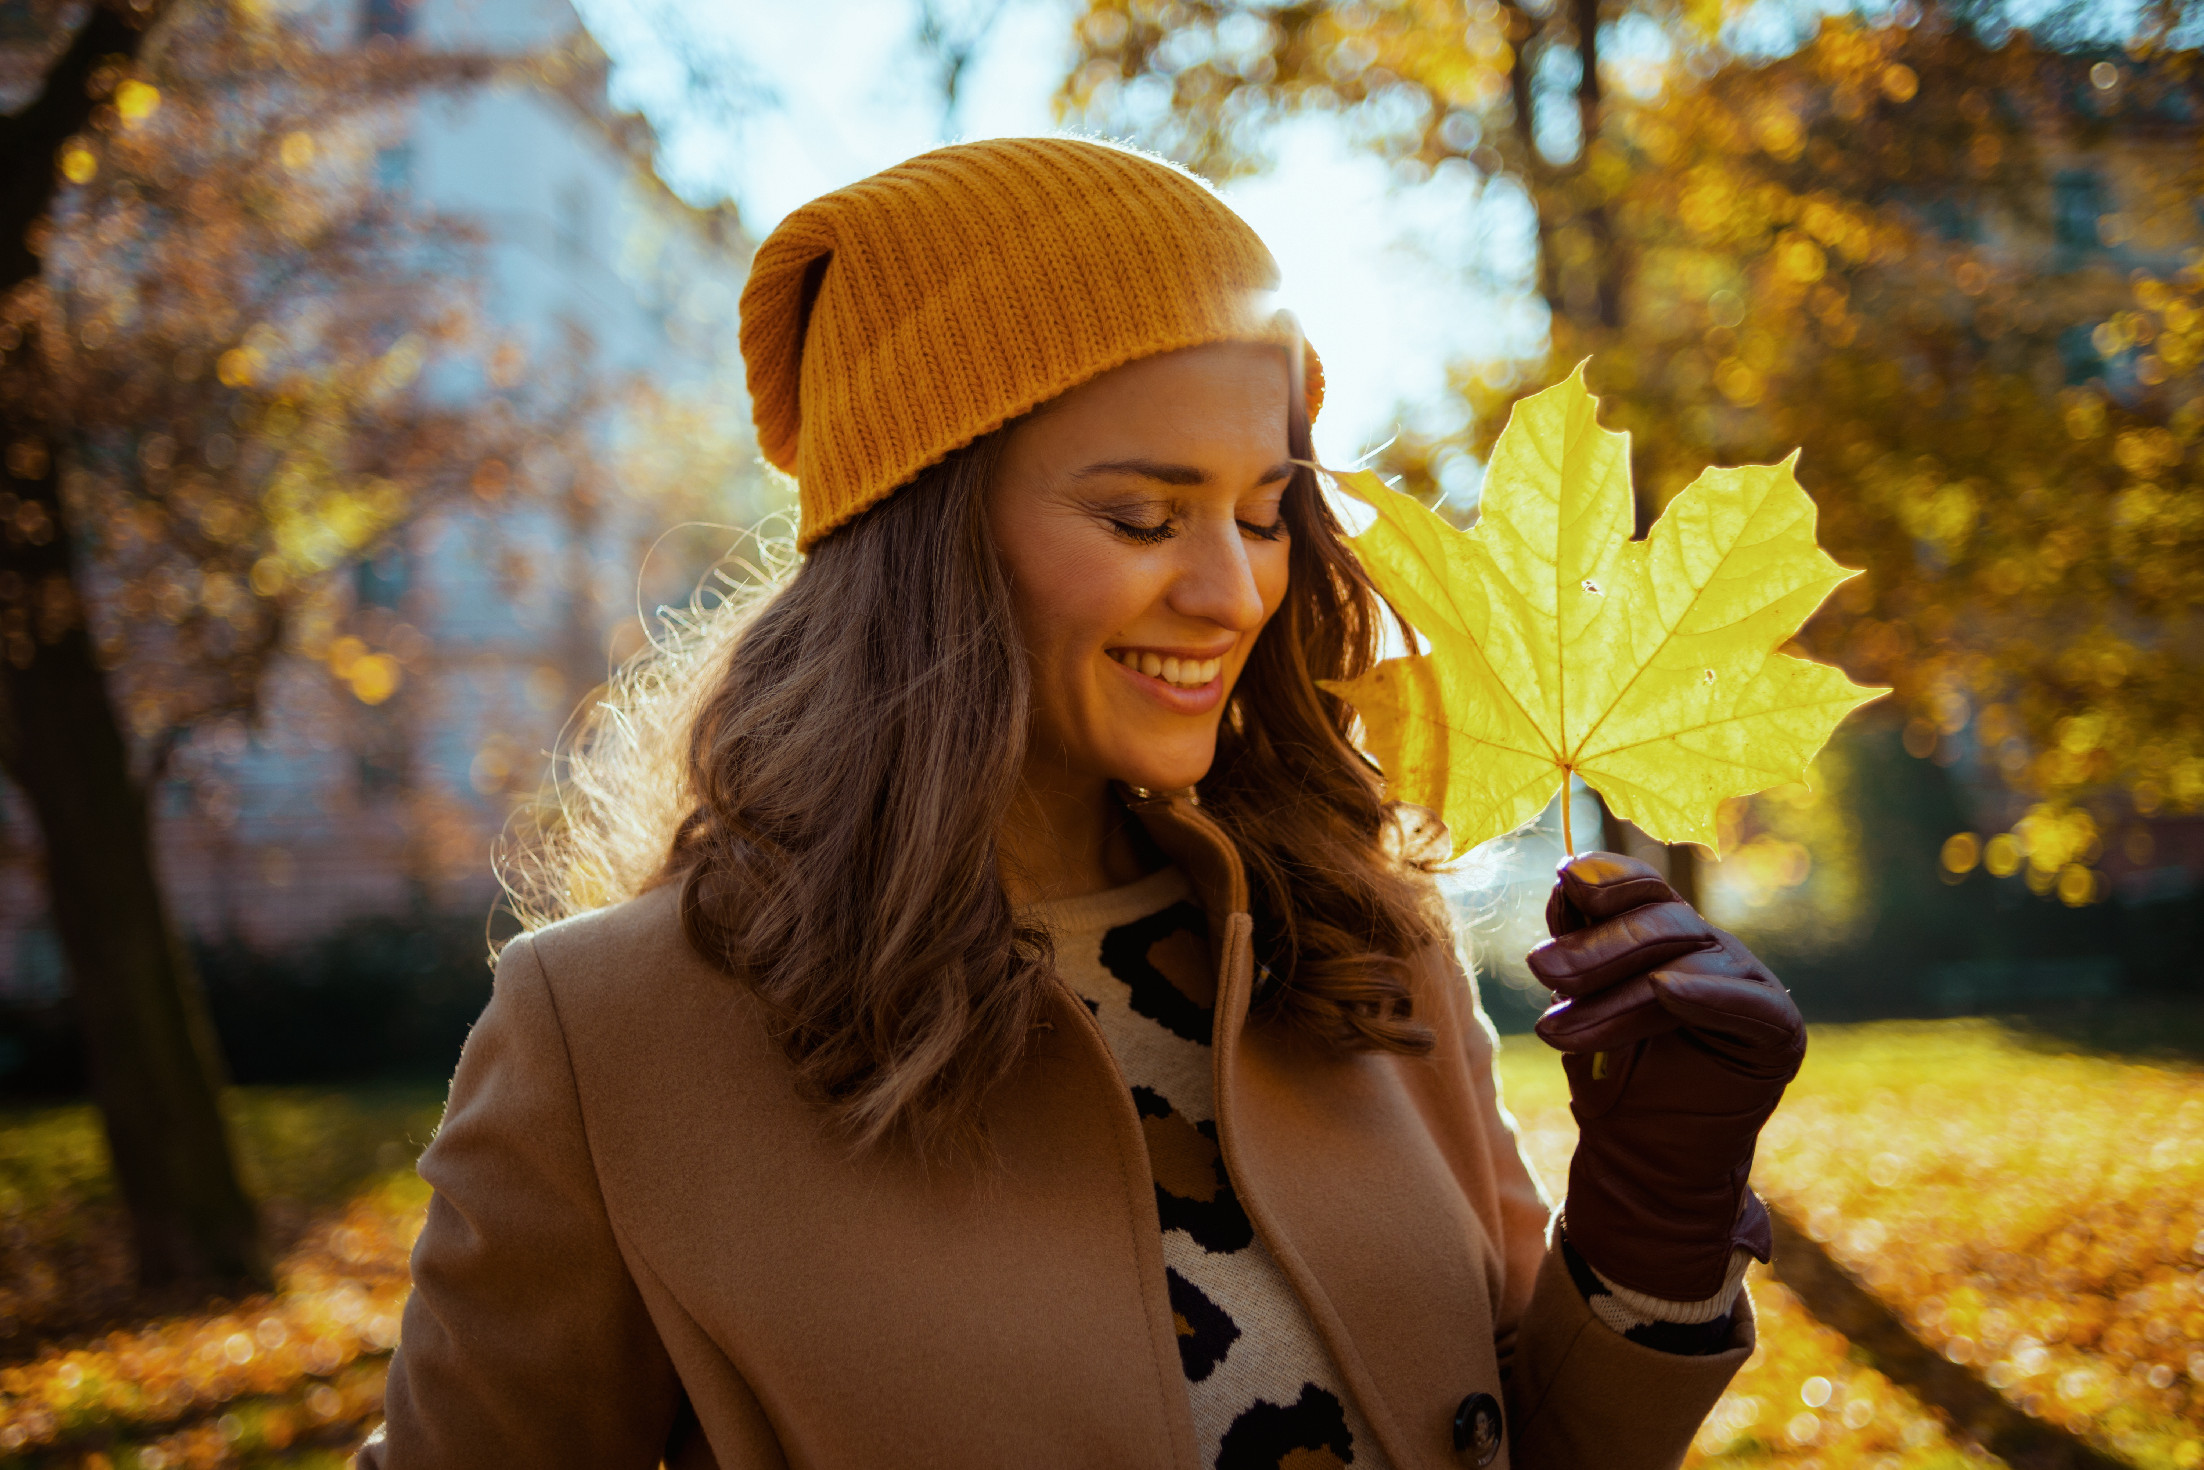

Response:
(564, 886), (1202, 1469)
(1129, 792), (1511, 1470)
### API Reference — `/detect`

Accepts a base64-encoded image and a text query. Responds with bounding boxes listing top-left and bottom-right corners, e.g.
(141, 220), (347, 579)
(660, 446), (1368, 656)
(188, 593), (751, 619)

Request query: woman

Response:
(360, 137), (1803, 1470)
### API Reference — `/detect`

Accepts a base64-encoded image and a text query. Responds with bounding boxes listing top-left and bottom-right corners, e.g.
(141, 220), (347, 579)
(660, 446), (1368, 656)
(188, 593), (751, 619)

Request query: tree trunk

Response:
(1, 4), (172, 297)
(0, 0), (261, 1292)
(1495, 0), (1562, 308)
(0, 328), (267, 1292)
(1497, 0), (1627, 334)
(1568, 0), (1625, 332)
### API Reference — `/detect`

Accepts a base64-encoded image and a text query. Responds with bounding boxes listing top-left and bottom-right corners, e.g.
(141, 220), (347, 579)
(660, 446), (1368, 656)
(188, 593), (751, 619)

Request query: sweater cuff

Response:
(1559, 1232), (1752, 1356)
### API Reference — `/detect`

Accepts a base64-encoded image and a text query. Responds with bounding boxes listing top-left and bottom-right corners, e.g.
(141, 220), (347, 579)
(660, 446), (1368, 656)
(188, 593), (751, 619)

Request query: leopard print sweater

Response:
(1023, 867), (1390, 1470)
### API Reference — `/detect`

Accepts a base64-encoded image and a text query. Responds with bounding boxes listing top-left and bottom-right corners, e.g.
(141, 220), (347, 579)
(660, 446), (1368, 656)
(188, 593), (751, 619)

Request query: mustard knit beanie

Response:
(738, 136), (1324, 550)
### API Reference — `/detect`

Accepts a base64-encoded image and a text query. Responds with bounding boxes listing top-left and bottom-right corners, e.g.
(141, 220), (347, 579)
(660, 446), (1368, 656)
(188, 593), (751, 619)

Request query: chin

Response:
(1110, 743), (1219, 795)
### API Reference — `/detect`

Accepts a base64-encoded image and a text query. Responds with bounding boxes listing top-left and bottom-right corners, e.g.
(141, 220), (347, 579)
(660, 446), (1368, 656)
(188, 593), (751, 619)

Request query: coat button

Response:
(1453, 1391), (1503, 1466)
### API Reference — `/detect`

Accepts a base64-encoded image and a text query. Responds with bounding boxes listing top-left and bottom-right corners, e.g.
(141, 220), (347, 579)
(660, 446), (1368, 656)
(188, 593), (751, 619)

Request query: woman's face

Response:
(991, 341), (1294, 797)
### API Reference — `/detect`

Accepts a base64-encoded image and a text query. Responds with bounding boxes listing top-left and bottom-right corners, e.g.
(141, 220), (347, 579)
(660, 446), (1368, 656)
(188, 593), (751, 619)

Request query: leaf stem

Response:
(1560, 769), (1574, 856)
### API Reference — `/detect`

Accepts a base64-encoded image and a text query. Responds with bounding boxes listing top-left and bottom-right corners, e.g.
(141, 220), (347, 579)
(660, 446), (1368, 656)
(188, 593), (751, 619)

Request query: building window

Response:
(363, 0), (412, 41)
(2054, 168), (2108, 254)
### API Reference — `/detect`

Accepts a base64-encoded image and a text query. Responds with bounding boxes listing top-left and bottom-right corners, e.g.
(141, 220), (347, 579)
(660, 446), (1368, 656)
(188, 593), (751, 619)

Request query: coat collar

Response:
(1115, 784), (1248, 945)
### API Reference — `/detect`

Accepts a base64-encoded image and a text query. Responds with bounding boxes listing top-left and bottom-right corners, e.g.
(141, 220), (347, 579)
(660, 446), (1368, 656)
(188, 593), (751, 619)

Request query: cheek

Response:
(1253, 543), (1294, 629)
(1010, 535), (1154, 679)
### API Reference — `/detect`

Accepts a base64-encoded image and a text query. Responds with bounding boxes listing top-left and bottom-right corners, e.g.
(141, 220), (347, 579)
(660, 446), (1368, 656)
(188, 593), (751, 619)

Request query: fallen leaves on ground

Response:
(1500, 1030), (1998, 1469)
(1698, 1267), (2003, 1470)
(2, 1029), (2199, 1467)
(0, 1173), (420, 1465)
(1757, 1022), (2204, 1469)
(0, 1086), (441, 1468)
(1501, 1017), (2204, 1467)
(0, 1089), (442, 1359)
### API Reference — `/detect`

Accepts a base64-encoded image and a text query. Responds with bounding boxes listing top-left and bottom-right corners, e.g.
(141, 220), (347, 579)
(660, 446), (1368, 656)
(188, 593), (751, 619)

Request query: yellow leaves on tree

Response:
(1325, 365), (1885, 857)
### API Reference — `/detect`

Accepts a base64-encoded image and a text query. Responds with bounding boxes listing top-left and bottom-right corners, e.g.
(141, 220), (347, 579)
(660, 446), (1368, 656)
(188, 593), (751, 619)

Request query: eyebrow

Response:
(1073, 457), (1296, 487)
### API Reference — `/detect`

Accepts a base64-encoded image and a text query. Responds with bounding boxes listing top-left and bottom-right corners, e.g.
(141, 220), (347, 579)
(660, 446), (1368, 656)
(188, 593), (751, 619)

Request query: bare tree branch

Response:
(916, 0), (1010, 124)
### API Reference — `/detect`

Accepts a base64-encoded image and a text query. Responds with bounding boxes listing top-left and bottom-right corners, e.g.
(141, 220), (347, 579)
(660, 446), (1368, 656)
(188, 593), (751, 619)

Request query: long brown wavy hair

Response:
(505, 383), (1444, 1153)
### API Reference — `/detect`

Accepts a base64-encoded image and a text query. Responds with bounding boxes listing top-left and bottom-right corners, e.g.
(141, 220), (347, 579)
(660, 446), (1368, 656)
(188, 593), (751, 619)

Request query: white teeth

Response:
(1111, 650), (1222, 688)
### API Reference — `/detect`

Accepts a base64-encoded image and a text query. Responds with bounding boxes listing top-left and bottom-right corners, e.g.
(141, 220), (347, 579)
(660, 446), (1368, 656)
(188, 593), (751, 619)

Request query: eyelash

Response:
(1109, 517), (1289, 545)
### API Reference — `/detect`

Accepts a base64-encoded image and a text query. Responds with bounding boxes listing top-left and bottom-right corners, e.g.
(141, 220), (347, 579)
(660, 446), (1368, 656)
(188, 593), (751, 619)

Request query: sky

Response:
(568, 0), (1544, 484)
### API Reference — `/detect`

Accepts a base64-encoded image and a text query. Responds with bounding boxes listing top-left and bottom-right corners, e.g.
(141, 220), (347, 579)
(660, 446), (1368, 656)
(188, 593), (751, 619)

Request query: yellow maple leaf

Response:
(1323, 364), (1887, 859)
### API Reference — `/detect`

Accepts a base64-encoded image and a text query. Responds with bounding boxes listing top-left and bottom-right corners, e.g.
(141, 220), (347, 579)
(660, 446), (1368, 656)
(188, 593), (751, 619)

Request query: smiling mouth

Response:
(1107, 648), (1224, 689)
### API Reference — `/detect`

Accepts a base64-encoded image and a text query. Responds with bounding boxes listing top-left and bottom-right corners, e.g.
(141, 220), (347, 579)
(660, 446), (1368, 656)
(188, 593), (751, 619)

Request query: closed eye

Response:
(1109, 517), (1175, 545)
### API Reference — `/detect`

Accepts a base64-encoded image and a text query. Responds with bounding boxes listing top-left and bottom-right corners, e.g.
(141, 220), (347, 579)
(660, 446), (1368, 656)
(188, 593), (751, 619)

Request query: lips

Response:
(1106, 648), (1223, 690)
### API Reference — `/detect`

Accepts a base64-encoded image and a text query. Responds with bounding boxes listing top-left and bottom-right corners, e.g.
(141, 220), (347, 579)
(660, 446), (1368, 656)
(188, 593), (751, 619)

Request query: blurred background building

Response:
(0, 0), (758, 1017)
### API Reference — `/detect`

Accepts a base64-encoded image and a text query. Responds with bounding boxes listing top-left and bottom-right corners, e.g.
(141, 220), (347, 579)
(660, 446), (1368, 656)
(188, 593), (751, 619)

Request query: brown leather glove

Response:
(1526, 852), (1806, 1301)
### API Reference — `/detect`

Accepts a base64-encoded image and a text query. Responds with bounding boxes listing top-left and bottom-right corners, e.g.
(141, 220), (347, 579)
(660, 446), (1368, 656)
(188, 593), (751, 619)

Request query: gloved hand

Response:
(1525, 852), (1806, 1301)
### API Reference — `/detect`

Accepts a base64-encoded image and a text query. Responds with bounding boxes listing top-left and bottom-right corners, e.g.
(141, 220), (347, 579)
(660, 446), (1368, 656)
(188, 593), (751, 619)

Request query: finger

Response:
(1651, 969), (1805, 1078)
(1544, 879), (1580, 938)
(1546, 851), (1669, 935)
(1527, 899), (1718, 996)
(1535, 972), (1681, 1053)
(1545, 852), (1676, 937)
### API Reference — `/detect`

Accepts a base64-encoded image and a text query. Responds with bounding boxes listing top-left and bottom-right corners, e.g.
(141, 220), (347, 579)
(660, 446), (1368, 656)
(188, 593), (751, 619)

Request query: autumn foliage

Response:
(1064, 1), (2204, 905)
(8, 0), (516, 748)
(0, 0), (613, 1290)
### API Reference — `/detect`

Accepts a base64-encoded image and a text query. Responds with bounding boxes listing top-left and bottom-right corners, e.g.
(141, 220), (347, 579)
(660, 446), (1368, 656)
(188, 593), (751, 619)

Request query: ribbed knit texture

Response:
(738, 137), (1326, 549)
(1592, 1246), (1752, 1329)
(1560, 1233), (1753, 1356)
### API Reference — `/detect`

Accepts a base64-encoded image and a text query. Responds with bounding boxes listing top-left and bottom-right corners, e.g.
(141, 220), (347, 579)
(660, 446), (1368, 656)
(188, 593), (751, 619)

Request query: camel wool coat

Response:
(359, 792), (1753, 1470)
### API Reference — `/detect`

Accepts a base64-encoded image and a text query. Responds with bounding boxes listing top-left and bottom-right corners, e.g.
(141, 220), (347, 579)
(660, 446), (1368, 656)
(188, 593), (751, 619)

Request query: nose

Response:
(1167, 518), (1270, 634)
